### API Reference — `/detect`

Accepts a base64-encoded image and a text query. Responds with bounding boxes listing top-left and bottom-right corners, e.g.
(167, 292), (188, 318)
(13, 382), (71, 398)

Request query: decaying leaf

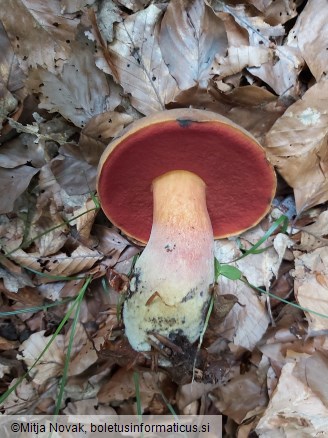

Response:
(256, 357), (328, 436)
(26, 41), (115, 128)
(8, 245), (102, 282)
(293, 246), (328, 333)
(212, 45), (270, 79)
(214, 239), (270, 350)
(79, 111), (134, 165)
(160, 0), (227, 90)
(50, 143), (98, 195)
(0, 165), (38, 214)
(18, 324), (98, 386)
(265, 78), (328, 212)
(246, 0), (298, 25)
(295, 209), (328, 251)
(101, 4), (179, 115)
(291, 0), (328, 81)
(0, 0), (80, 73)
(18, 330), (65, 386)
(97, 368), (168, 410)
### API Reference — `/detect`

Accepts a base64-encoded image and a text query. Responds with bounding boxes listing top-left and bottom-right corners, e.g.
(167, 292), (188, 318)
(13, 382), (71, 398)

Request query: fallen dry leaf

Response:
(0, 0), (80, 73)
(79, 111), (134, 165)
(50, 143), (98, 195)
(246, 0), (298, 25)
(8, 245), (102, 282)
(265, 78), (328, 212)
(0, 165), (38, 213)
(295, 209), (328, 251)
(256, 357), (328, 436)
(18, 330), (65, 386)
(27, 41), (116, 128)
(293, 246), (328, 333)
(212, 46), (270, 79)
(292, 0), (328, 81)
(212, 364), (268, 424)
(100, 4), (179, 115)
(214, 238), (270, 350)
(160, 0), (227, 90)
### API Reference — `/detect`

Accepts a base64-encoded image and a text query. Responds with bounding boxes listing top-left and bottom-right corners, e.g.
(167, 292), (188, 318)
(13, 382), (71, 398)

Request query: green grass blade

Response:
(0, 276), (92, 408)
(0, 298), (74, 317)
(54, 278), (89, 415)
(233, 215), (289, 262)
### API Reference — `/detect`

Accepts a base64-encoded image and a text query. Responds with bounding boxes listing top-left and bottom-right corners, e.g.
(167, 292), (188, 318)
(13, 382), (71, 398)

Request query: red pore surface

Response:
(98, 119), (276, 243)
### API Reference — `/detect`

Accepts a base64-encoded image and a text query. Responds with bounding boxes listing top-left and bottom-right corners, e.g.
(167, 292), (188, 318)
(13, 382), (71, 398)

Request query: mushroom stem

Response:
(123, 170), (214, 351)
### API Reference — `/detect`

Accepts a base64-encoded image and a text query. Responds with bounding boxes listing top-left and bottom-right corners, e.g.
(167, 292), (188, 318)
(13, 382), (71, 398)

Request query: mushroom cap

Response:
(97, 108), (276, 243)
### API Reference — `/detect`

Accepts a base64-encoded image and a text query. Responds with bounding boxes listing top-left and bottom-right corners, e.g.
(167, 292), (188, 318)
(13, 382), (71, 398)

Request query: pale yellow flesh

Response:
(123, 170), (214, 351)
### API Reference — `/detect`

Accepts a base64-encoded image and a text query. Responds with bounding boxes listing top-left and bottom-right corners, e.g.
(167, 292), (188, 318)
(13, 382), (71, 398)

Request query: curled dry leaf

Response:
(256, 358), (328, 436)
(160, 0), (227, 90)
(26, 41), (116, 128)
(212, 46), (270, 79)
(0, 0), (80, 73)
(102, 4), (179, 115)
(293, 246), (328, 333)
(265, 79), (328, 212)
(291, 0), (328, 81)
(209, 1), (303, 97)
(0, 165), (38, 214)
(295, 210), (328, 251)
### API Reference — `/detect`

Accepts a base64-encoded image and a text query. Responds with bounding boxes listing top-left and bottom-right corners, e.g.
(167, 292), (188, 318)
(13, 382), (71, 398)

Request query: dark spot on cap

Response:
(176, 119), (194, 128)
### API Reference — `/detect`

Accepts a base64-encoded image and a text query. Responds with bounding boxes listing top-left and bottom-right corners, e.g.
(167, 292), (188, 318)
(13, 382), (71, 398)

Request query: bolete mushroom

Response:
(97, 108), (276, 352)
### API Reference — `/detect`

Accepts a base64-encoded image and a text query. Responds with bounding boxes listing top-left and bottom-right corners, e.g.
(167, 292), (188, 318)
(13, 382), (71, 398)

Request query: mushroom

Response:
(97, 108), (276, 352)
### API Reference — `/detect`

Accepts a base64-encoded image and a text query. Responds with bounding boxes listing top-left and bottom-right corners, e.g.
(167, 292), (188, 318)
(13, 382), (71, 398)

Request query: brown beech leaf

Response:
(0, 0), (80, 73)
(296, 210), (328, 251)
(160, 0), (227, 90)
(0, 21), (25, 94)
(208, 1), (303, 97)
(50, 143), (98, 195)
(26, 41), (117, 128)
(28, 199), (69, 257)
(79, 111), (133, 165)
(246, 0), (298, 25)
(292, 0), (328, 81)
(214, 239), (270, 350)
(60, 0), (96, 14)
(0, 165), (38, 214)
(103, 4), (179, 115)
(212, 46), (270, 79)
(265, 79), (328, 212)
(8, 245), (102, 282)
(293, 247), (328, 333)
(256, 358), (328, 436)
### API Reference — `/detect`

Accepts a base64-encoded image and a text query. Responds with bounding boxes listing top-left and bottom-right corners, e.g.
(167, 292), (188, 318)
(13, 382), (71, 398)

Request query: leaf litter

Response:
(0, 0), (328, 436)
